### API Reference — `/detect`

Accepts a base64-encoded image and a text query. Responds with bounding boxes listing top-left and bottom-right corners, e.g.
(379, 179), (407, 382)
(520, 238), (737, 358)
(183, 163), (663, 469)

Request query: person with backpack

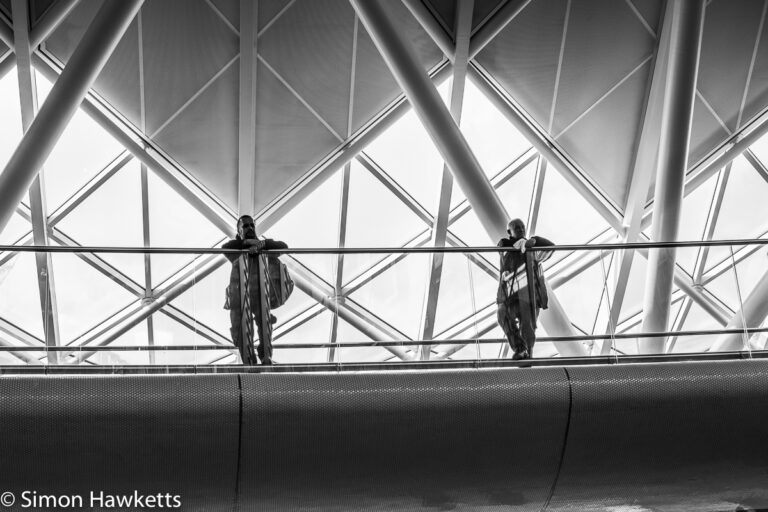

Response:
(222, 215), (288, 365)
(497, 218), (554, 360)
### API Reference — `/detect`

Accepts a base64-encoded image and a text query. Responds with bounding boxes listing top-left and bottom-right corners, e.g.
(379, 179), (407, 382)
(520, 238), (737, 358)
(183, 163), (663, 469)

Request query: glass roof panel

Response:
(0, 212), (31, 245)
(265, 169), (342, 283)
(36, 74), (124, 211)
(363, 112), (445, 215)
(450, 158), (537, 248)
(675, 170), (718, 273)
(343, 161), (428, 279)
(147, 170), (227, 287)
(750, 131), (768, 168)
(56, 160), (145, 284)
(0, 252), (44, 339)
(50, 250), (138, 344)
(712, 155), (768, 239)
(534, 166), (612, 264)
(461, 78), (534, 178)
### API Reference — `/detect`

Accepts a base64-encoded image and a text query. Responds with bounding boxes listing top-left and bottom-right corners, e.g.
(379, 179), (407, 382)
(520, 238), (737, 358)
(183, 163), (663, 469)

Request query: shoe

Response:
(261, 357), (273, 366)
(269, 314), (277, 324)
(512, 350), (528, 361)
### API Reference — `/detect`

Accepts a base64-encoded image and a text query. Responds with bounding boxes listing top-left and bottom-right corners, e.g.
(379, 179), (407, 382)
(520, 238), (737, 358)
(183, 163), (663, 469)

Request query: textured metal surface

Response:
(0, 374), (240, 512)
(239, 368), (571, 510)
(1, 361), (768, 510)
(548, 360), (768, 512)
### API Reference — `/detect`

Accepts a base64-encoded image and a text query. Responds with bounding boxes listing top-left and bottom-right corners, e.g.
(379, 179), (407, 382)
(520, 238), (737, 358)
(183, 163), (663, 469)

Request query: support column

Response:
(419, 0), (472, 360)
(12, 0), (61, 364)
(356, 0), (587, 356)
(238, 0), (257, 216)
(350, 0), (508, 239)
(640, 0), (705, 353)
(0, 0), (144, 236)
(710, 268), (768, 352)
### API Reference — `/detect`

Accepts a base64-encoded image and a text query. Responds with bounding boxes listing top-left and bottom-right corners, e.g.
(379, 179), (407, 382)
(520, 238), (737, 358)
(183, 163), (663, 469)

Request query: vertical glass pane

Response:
(348, 253), (429, 341)
(56, 161), (145, 284)
(0, 251), (44, 339)
(0, 212), (31, 245)
(272, 310), (331, 364)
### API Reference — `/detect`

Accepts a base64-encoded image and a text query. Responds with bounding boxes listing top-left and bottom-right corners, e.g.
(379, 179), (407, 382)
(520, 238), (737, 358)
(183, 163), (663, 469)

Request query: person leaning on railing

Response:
(497, 218), (554, 360)
(222, 215), (288, 366)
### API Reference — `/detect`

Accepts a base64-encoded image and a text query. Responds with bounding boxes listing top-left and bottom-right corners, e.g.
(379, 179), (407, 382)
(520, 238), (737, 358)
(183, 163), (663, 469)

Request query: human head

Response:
(237, 215), (257, 240)
(507, 218), (526, 239)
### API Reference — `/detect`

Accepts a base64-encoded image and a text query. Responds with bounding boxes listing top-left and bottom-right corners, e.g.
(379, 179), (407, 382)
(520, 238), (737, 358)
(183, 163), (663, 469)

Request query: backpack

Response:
(265, 255), (294, 308)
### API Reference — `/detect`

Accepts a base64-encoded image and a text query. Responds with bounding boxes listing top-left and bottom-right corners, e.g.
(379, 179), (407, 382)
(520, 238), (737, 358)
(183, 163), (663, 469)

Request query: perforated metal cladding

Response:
(0, 375), (240, 512)
(555, 62), (649, 207)
(698, 0), (766, 134)
(546, 361), (768, 512)
(154, 61), (239, 208)
(44, 1), (142, 126)
(259, 0), (356, 138)
(239, 368), (570, 511)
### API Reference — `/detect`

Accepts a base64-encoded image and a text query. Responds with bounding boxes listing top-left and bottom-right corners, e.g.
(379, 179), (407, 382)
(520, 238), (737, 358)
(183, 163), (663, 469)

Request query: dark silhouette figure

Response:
(496, 219), (554, 360)
(222, 215), (287, 365)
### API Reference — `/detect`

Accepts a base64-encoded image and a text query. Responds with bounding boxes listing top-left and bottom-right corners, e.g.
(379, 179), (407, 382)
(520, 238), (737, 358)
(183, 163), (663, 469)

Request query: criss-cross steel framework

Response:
(0, 0), (767, 365)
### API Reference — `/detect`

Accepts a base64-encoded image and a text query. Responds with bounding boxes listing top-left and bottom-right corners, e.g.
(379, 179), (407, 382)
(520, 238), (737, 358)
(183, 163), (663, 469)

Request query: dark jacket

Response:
(496, 235), (554, 306)
(222, 236), (288, 310)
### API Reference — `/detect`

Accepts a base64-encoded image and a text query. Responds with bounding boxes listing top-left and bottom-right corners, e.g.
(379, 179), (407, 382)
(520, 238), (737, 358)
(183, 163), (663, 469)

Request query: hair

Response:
(237, 215), (254, 228)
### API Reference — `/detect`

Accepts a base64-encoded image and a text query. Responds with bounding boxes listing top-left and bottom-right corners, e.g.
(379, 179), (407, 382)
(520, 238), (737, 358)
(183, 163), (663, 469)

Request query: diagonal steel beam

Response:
(0, 51), (15, 80)
(0, 0), (144, 237)
(419, 0), (472, 360)
(351, 0), (508, 239)
(402, 0), (455, 61)
(12, 0), (61, 363)
(238, 0), (257, 215)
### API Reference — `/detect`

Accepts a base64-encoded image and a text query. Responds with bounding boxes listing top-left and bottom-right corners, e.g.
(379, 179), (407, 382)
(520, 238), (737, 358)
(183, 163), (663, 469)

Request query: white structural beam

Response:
(0, 12), (12, 47)
(0, 51), (15, 80)
(351, 0), (508, 239)
(640, 0), (706, 352)
(12, 0), (61, 363)
(0, 0), (144, 237)
(238, 0), (257, 215)
(600, 1), (672, 353)
(419, 0), (472, 360)
(710, 270), (768, 352)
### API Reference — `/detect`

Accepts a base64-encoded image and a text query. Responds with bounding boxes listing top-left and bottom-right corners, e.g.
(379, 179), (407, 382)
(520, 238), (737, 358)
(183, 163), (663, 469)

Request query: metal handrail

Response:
(3, 326), (767, 352)
(1, 238), (767, 254)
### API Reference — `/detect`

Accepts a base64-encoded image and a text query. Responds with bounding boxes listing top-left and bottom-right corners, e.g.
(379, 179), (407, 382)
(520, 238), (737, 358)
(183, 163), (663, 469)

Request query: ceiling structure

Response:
(0, 0), (767, 365)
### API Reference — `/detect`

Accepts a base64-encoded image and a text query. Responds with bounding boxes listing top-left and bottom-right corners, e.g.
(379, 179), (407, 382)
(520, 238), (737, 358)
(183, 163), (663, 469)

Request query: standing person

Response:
(223, 215), (288, 365)
(496, 218), (554, 360)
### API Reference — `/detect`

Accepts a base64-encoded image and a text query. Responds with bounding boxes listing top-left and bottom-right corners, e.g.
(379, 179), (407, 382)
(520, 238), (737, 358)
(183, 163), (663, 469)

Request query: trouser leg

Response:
(254, 310), (273, 363)
(230, 309), (257, 365)
(497, 301), (526, 355)
(517, 295), (538, 357)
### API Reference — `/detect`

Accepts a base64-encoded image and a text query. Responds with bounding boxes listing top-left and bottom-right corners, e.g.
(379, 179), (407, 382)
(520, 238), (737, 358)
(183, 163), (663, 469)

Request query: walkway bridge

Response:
(0, 240), (766, 511)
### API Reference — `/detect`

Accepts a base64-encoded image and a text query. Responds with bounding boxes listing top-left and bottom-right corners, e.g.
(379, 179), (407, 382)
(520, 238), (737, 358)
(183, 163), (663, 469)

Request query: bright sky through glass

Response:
(1, 65), (768, 364)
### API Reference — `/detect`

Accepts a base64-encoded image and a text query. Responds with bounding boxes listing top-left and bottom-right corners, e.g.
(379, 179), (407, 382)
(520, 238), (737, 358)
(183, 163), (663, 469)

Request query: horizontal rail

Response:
(0, 238), (767, 255)
(3, 326), (766, 352)
(0, 351), (764, 374)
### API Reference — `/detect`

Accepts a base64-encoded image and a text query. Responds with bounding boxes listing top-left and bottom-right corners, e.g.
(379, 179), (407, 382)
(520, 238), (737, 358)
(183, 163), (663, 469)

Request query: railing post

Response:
(239, 253), (256, 365)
